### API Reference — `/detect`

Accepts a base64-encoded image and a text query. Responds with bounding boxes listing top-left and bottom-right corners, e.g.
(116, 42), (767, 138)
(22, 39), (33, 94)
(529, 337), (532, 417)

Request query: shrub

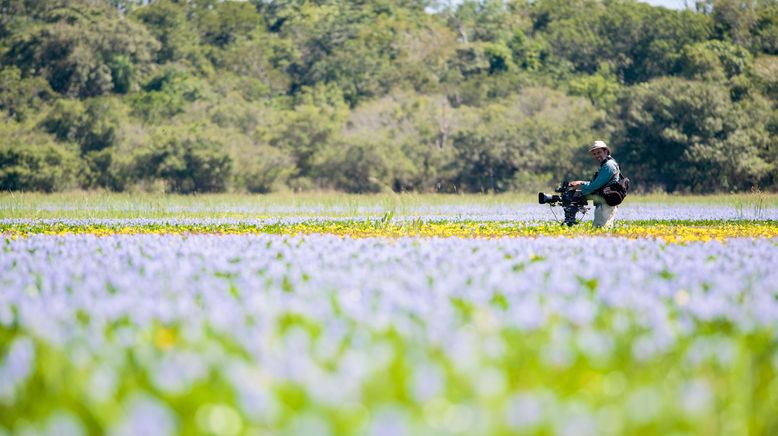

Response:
(0, 140), (78, 192)
(132, 137), (232, 193)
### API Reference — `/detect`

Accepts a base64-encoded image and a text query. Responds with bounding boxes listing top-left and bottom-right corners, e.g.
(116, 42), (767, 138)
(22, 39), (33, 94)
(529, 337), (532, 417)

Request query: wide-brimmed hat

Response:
(588, 140), (610, 153)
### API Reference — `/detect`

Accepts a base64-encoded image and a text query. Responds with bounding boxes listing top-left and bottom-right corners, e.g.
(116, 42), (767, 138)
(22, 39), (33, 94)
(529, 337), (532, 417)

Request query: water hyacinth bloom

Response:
(109, 393), (178, 436)
(0, 230), (775, 434)
(3, 201), (777, 221)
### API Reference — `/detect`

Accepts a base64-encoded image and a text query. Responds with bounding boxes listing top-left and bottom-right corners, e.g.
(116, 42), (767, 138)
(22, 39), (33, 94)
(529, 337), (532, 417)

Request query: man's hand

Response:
(568, 181), (585, 188)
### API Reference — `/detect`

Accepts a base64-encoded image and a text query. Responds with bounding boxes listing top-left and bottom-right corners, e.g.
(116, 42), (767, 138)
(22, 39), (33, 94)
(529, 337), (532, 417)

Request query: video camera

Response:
(538, 181), (589, 226)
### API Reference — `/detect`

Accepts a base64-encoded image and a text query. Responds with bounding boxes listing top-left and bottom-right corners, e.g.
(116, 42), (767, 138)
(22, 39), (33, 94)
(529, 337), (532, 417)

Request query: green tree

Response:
(753, 1), (778, 53)
(42, 98), (122, 155)
(3, 0), (159, 97)
(314, 137), (402, 193)
(680, 40), (753, 80)
(261, 84), (349, 184)
(133, 0), (200, 64)
(568, 65), (622, 109)
(213, 29), (292, 96)
(0, 66), (53, 121)
(0, 0), (49, 39)
(133, 136), (233, 194)
(265, 1), (450, 106)
(612, 77), (773, 192)
(339, 92), (458, 192)
(541, 0), (712, 83)
(451, 88), (604, 192)
(129, 67), (204, 123)
(752, 55), (778, 100)
(1, 0), (775, 194)
(710, 0), (759, 46)
(190, 0), (264, 48)
(443, 0), (528, 44)
(40, 97), (128, 189)
(0, 115), (79, 191)
(237, 146), (296, 193)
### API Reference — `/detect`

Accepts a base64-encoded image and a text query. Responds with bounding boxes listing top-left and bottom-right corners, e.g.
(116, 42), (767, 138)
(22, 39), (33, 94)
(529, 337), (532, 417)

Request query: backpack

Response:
(602, 165), (629, 206)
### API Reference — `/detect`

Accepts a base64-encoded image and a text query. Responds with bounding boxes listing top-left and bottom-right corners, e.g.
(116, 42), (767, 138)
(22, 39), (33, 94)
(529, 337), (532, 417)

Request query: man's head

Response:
(589, 140), (610, 163)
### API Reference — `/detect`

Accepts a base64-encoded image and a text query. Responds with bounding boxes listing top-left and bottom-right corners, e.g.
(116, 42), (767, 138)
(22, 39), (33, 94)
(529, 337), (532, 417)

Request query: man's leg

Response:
(593, 203), (617, 228)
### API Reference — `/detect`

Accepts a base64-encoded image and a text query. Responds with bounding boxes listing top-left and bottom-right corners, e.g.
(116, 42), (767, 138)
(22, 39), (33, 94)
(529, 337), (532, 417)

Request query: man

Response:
(568, 140), (620, 228)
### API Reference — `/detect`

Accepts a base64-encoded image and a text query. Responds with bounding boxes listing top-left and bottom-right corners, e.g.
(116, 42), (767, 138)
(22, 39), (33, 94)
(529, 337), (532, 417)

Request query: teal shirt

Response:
(581, 158), (619, 196)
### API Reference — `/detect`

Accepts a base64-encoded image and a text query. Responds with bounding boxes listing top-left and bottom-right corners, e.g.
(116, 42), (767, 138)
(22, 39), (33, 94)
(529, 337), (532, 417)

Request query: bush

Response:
(450, 89), (604, 193)
(0, 139), (78, 192)
(612, 77), (774, 192)
(314, 139), (398, 193)
(237, 146), (295, 193)
(40, 97), (126, 190)
(680, 40), (752, 81)
(129, 68), (203, 123)
(41, 98), (122, 154)
(0, 67), (53, 121)
(132, 137), (233, 193)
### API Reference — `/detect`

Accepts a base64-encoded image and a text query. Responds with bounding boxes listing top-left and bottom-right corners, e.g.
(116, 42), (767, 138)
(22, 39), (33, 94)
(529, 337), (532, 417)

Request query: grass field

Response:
(2, 191), (776, 219)
(1, 193), (776, 435)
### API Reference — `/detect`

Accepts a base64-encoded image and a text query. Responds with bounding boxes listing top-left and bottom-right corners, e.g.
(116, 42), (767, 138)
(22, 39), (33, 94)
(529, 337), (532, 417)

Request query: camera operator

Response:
(568, 140), (620, 228)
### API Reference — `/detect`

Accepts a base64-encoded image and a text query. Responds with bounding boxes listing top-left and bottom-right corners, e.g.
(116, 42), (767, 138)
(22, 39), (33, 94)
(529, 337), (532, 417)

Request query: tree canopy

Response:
(1, 0), (776, 193)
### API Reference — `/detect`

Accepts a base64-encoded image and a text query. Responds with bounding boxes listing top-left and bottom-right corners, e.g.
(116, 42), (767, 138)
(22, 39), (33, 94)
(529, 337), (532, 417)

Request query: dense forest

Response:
(1, 0), (776, 194)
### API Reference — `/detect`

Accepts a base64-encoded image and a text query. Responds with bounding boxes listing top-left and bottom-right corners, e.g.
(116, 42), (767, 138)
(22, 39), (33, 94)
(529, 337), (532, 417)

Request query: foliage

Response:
(132, 135), (233, 194)
(128, 67), (205, 123)
(0, 116), (78, 191)
(1, 224), (777, 434)
(261, 84), (349, 183)
(680, 40), (753, 81)
(0, 0), (776, 194)
(41, 98), (122, 154)
(237, 146), (296, 194)
(0, 66), (53, 121)
(132, 0), (200, 64)
(451, 88), (604, 192)
(2, 0), (159, 97)
(612, 78), (773, 192)
(314, 136), (407, 193)
(0, 144), (76, 192)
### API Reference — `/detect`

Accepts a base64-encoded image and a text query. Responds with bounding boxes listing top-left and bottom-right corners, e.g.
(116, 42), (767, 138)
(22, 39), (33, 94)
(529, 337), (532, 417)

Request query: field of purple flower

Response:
(1, 194), (777, 434)
(1, 228), (777, 435)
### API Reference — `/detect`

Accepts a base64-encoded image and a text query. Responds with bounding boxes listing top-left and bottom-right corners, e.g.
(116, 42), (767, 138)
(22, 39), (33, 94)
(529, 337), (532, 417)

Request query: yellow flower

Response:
(154, 328), (176, 350)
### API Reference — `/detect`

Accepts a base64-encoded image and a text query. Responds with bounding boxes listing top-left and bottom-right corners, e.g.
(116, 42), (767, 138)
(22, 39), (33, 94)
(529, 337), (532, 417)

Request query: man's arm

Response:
(580, 162), (617, 196)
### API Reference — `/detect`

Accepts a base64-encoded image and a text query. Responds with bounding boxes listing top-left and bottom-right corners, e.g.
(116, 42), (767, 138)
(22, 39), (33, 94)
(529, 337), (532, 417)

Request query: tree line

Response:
(1, 0), (776, 194)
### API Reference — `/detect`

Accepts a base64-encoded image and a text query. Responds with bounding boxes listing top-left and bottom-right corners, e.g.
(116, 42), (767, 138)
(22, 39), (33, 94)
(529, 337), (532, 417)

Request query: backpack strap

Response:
(606, 160), (620, 184)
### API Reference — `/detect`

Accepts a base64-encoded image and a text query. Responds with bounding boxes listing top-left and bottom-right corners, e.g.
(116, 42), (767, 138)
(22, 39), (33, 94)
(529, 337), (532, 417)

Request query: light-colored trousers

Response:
(583, 194), (618, 228)
(593, 202), (618, 228)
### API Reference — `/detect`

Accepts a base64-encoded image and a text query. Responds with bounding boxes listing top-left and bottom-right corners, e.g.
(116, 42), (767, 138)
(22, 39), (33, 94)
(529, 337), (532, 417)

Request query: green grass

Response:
(1, 191), (775, 220)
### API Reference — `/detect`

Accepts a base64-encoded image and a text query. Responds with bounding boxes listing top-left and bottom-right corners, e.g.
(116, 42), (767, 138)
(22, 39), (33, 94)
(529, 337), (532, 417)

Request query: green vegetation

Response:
(1, 192), (776, 220)
(1, 0), (776, 194)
